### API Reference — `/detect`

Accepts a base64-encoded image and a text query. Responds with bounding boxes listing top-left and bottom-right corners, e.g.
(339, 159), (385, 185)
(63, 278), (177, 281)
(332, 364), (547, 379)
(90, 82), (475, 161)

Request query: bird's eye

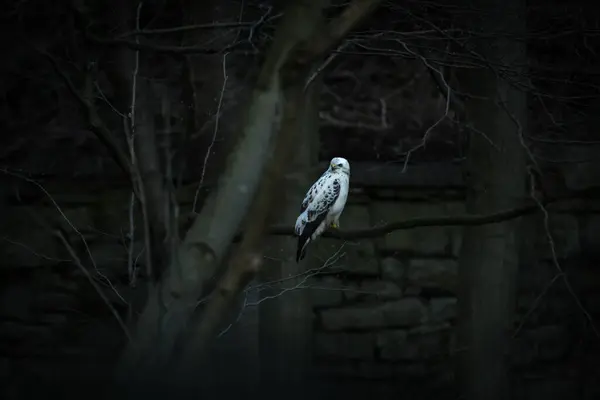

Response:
(337, 163), (343, 167)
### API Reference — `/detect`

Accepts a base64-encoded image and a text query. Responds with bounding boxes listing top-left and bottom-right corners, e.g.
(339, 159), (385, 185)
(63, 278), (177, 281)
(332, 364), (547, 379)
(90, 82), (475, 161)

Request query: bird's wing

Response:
(304, 177), (340, 225)
(298, 176), (340, 237)
(300, 171), (329, 214)
(295, 177), (341, 262)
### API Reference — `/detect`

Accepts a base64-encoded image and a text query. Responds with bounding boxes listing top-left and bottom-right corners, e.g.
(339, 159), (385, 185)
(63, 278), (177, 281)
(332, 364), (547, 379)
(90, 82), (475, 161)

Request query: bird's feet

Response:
(330, 221), (339, 229)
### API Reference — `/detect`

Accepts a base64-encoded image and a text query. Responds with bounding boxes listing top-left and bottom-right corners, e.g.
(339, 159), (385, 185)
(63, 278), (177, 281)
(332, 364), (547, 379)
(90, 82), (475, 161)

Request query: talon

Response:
(331, 222), (339, 229)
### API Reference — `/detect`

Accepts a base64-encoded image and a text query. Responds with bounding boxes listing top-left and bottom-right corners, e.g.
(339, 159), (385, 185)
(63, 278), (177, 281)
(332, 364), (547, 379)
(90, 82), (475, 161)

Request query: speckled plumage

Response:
(295, 157), (350, 262)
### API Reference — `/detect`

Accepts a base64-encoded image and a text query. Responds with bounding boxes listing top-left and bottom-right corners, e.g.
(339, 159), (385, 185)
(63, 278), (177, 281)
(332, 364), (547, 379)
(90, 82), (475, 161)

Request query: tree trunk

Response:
(258, 74), (321, 395)
(112, 0), (332, 395)
(99, 1), (168, 280)
(108, 0), (380, 397)
(455, 0), (527, 399)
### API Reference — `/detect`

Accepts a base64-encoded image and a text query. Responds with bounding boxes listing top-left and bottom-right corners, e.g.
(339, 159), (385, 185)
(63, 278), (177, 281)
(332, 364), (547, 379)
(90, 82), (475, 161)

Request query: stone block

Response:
(339, 204), (371, 230)
(369, 201), (462, 255)
(429, 297), (457, 322)
(381, 298), (428, 327)
(407, 259), (457, 293)
(309, 276), (344, 307)
(320, 298), (427, 330)
(342, 281), (361, 301)
(376, 329), (408, 360)
(380, 257), (407, 283)
(320, 306), (385, 330)
(314, 332), (375, 359)
(359, 279), (403, 300)
(377, 325), (447, 360)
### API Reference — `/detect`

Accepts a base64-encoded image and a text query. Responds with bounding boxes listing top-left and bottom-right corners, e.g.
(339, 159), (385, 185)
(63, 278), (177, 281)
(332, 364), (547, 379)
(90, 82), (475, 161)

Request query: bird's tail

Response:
(296, 235), (310, 263)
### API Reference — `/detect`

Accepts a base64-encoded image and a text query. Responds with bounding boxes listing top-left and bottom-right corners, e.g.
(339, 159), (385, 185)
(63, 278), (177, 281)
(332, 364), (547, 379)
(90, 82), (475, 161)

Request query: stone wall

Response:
(1, 162), (600, 399)
(300, 165), (600, 399)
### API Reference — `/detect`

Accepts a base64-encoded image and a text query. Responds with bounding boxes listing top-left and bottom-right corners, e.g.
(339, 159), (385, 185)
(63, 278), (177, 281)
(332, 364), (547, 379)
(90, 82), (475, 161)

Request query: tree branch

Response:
(295, 0), (381, 65)
(85, 32), (248, 55)
(118, 13), (282, 38)
(68, 1), (249, 56)
(42, 51), (132, 183)
(230, 186), (598, 241)
(54, 229), (132, 342)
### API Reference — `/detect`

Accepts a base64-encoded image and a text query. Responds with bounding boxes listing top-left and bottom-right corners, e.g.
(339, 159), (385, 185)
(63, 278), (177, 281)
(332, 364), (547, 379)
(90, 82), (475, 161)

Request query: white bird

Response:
(294, 157), (350, 262)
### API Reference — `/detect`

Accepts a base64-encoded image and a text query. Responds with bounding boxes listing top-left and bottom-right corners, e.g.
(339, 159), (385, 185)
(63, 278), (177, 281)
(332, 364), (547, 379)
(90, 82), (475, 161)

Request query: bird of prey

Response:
(294, 157), (350, 262)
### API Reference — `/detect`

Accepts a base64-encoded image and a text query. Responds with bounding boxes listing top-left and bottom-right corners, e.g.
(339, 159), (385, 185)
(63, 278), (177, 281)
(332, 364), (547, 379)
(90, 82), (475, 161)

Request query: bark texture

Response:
(455, 0), (528, 399)
(110, 0), (381, 397)
(258, 73), (321, 394)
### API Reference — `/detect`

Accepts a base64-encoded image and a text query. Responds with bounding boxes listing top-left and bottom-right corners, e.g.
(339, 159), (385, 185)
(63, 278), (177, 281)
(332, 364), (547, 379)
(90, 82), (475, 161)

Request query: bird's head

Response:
(329, 157), (350, 174)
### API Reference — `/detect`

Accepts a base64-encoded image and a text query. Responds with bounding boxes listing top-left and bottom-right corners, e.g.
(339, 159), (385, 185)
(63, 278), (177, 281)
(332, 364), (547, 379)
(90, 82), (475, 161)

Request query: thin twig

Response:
(399, 42), (452, 173)
(217, 244), (347, 337)
(305, 41), (350, 91)
(55, 230), (132, 342)
(193, 52), (229, 212)
(498, 68), (600, 338)
(528, 170), (600, 338)
(1, 168), (128, 305)
(42, 50), (132, 180)
(126, 2), (143, 287)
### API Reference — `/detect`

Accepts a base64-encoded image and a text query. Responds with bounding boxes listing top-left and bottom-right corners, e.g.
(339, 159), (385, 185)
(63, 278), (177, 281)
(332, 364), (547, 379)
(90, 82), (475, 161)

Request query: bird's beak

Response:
(330, 163), (336, 169)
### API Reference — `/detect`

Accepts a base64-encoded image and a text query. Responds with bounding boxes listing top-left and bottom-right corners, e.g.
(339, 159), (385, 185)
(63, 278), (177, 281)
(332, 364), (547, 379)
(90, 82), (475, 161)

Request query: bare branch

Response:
(400, 42), (452, 172)
(117, 11), (282, 39)
(304, 41), (351, 91)
(1, 168), (128, 305)
(305, 0), (382, 60)
(512, 169), (600, 339)
(85, 31), (250, 55)
(126, 2), (143, 287)
(218, 244), (348, 337)
(1, 236), (71, 263)
(55, 229), (132, 342)
(193, 53), (229, 213)
(254, 186), (598, 240)
(41, 51), (132, 183)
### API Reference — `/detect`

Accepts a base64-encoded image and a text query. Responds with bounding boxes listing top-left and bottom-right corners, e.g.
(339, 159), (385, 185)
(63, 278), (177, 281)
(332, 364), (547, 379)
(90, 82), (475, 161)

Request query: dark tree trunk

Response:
(455, 0), (528, 399)
(258, 74), (321, 394)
